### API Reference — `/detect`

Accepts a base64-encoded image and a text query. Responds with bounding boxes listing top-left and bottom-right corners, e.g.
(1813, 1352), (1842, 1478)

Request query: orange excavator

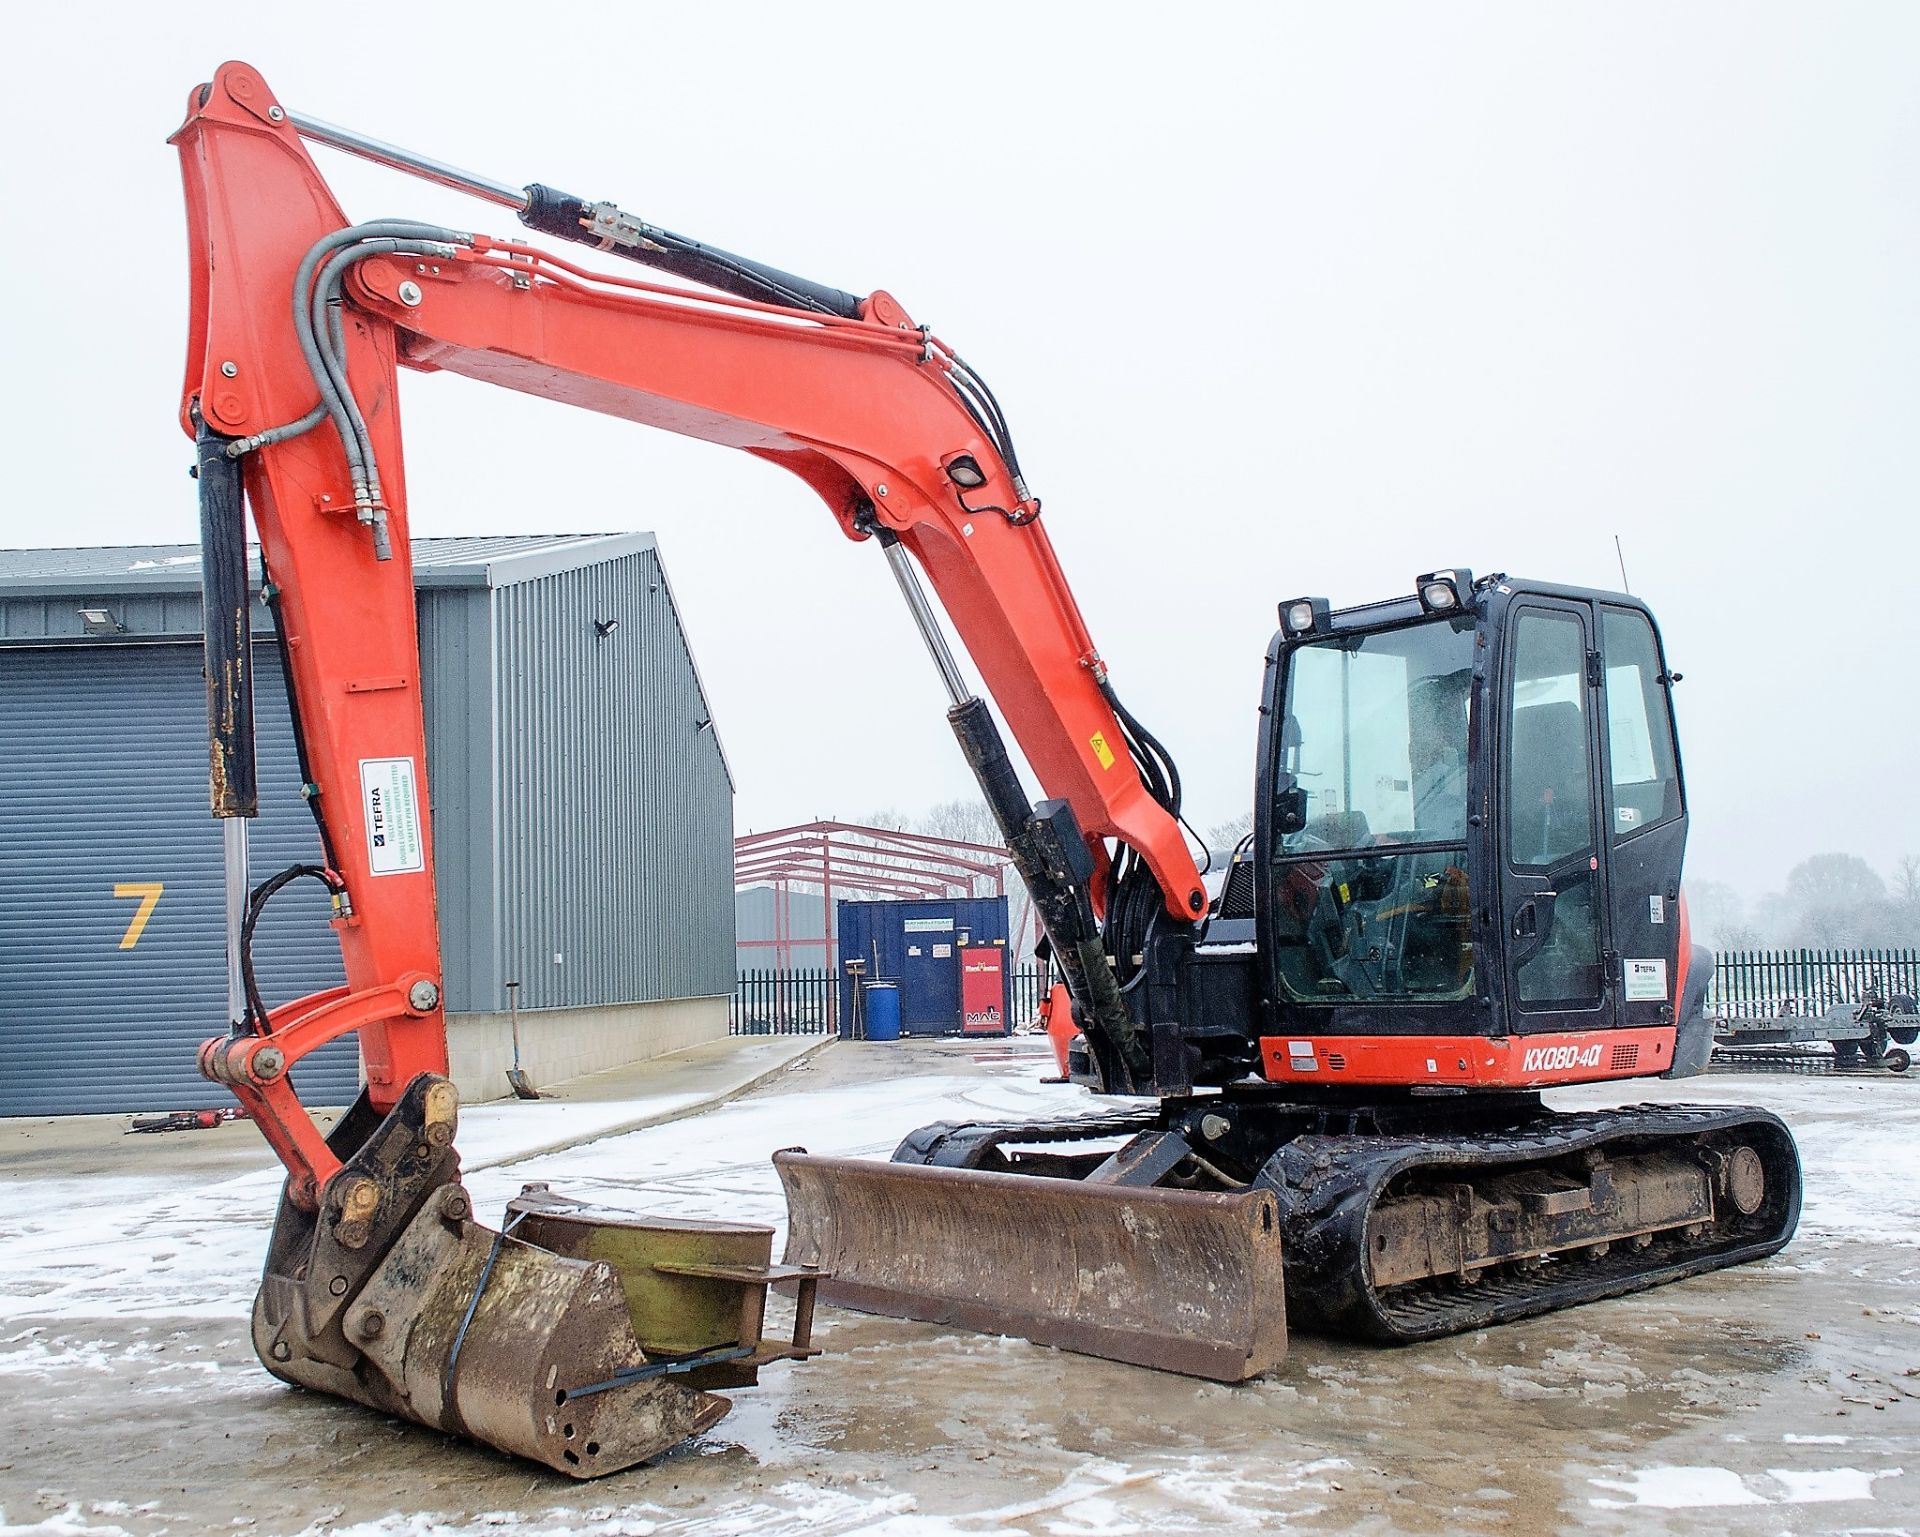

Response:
(173, 63), (1800, 1478)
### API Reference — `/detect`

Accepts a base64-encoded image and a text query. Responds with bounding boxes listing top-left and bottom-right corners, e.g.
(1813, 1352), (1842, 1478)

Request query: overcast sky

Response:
(3, 3), (1914, 901)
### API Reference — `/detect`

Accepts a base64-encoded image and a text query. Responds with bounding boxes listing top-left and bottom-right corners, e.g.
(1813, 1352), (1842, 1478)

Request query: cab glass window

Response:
(1277, 616), (1475, 855)
(1600, 607), (1681, 842)
(1504, 611), (1593, 870)
(1269, 617), (1476, 1004)
(1505, 609), (1603, 1006)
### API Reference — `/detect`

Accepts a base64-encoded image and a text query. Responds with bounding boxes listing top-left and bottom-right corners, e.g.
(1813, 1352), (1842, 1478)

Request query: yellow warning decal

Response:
(1089, 731), (1116, 770)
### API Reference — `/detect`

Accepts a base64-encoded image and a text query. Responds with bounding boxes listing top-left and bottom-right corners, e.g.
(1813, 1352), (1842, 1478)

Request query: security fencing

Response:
(732, 963), (1054, 1036)
(1709, 948), (1920, 1020)
(734, 951), (1920, 1034)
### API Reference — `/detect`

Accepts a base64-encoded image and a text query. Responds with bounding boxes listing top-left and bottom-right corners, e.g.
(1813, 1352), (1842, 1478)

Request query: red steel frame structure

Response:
(735, 820), (1011, 973)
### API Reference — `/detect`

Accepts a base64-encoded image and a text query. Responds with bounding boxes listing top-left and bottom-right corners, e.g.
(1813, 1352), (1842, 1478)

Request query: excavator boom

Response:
(172, 62), (1220, 1473)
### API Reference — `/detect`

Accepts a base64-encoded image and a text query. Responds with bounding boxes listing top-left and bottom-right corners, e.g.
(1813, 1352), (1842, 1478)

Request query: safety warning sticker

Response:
(1623, 957), (1668, 1001)
(359, 757), (425, 876)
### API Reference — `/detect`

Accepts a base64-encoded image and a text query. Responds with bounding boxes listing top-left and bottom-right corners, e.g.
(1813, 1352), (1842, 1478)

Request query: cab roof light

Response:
(1415, 568), (1474, 615)
(1280, 596), (1331, 638)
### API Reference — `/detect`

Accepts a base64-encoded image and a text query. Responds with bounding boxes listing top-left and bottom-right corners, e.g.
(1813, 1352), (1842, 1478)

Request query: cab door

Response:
(1596, 604), (1688, 1030)
(1498, 600), (1615, 1035)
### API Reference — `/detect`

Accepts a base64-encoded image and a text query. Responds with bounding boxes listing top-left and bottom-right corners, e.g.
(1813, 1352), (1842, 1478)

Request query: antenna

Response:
(1614, 534), (1632, 594)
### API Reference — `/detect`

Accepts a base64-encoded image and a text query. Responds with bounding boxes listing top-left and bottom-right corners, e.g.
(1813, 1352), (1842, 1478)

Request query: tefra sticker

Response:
(359, 757), (425, 876)
(1624, 958), (1668, 1001)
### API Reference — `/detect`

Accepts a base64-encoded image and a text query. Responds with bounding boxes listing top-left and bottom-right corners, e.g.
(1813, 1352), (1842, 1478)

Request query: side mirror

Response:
(1275, 784), (1308, 837)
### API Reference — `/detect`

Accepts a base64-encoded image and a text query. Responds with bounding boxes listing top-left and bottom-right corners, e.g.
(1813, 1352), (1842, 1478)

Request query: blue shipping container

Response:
(837, 896), (1011, 1035)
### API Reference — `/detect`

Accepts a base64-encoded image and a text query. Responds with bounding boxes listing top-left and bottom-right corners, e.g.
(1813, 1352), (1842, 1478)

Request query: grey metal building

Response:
(0, 535), (734, 1117)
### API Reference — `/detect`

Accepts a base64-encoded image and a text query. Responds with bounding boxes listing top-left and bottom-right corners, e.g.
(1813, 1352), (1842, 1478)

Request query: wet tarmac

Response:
(2, 1041), (1916, 1535)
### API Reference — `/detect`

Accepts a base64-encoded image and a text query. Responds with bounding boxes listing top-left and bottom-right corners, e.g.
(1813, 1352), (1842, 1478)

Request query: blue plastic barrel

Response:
(863, 981), (902, 1042)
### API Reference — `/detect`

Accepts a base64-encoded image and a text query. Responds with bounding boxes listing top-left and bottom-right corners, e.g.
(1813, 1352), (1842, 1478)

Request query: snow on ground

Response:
(455, 1090), (719, 1170)
(0, 1453), (1356, 1537)
(3, 1053), (1919, 1536)
(0, 1053), (1082, 1327)
(2, 1058), (1914, 1331)
(464, 1056), (1088, 1237)
(1588, 1464), (1904, 1509)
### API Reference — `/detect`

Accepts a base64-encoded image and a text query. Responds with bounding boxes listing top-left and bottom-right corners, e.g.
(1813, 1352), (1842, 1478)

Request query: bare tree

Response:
(914, 798), (1006, 848)
(1776, 853), (1897, 946)
(1203, 813), (1254, 857)
(1683, 879), (1747, 948)
(1893, 854), (1920, 941)
(1893, 854), (1920, 906)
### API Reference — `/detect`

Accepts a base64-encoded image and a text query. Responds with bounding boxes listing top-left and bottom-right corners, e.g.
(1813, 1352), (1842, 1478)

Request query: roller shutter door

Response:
(0, 643), (358, 1114)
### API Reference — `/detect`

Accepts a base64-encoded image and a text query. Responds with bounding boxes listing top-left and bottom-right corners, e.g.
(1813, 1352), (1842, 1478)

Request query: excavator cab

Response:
(789, 571), (1795, 1367)
(1252, 570), (1714, 1082)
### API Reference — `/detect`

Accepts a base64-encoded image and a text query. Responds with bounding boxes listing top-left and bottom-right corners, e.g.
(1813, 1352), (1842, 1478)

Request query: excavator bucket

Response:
(252, 1078), (819, 1478)
(774, 1150), (1288, 1382)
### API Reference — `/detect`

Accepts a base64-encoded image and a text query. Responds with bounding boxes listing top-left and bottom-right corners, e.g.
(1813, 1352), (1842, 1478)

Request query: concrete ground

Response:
(1, 1036), (1916, 1536)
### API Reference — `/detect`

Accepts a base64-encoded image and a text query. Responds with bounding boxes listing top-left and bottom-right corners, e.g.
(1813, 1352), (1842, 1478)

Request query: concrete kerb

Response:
(462, 1033), (834, 1173)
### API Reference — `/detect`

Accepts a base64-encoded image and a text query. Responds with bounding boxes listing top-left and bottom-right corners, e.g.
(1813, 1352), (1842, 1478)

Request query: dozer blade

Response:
(774, 1149), (1287, 1382)
(252, 1077), (815, 1479)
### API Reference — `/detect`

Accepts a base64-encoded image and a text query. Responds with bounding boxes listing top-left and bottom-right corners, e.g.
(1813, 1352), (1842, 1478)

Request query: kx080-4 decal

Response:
(1521, 1043), (1604, 1073)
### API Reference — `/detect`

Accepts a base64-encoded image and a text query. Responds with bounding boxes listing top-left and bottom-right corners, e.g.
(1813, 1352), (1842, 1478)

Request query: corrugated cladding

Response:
(0, 643), (358, 1114)
(734, 884), (834, 971)
(415, 583), (496, 1013)
(493, 547), (734, 1010)
(0, 535), (734, 1114)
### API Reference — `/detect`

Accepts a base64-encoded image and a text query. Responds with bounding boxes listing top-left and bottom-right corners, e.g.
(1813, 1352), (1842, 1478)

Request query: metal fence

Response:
(738, 952), (1920, 1034)
(1710, 948), (1920, 1020)
(1010, 963), (1052, 1026)
(731, 963), (1054, 1036)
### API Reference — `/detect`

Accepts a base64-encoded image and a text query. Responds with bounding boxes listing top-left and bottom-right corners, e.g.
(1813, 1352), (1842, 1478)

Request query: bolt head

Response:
(267, 105), (285, 123)
(358, 1309), (386, 1340)
(270, 1340), (292, 1362)
(875, 484), (889, 497)
(408, 979), (441, 1012)
(397, 280), (423, 307)
(220, 361), (238, 378)
(252, 1046), (285, 1081)
(328, 1274), (349, 1297)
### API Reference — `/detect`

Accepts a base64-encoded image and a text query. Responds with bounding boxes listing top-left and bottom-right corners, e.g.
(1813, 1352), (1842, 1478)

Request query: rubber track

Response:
(1266, 1102), (1802, 1341)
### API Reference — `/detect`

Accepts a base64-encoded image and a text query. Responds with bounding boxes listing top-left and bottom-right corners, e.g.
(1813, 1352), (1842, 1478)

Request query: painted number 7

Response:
(115, 882), (165, 949)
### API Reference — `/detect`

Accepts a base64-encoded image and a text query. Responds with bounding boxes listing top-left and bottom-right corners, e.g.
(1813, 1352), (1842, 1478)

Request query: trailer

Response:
(1714, 984), (1920, 1072)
